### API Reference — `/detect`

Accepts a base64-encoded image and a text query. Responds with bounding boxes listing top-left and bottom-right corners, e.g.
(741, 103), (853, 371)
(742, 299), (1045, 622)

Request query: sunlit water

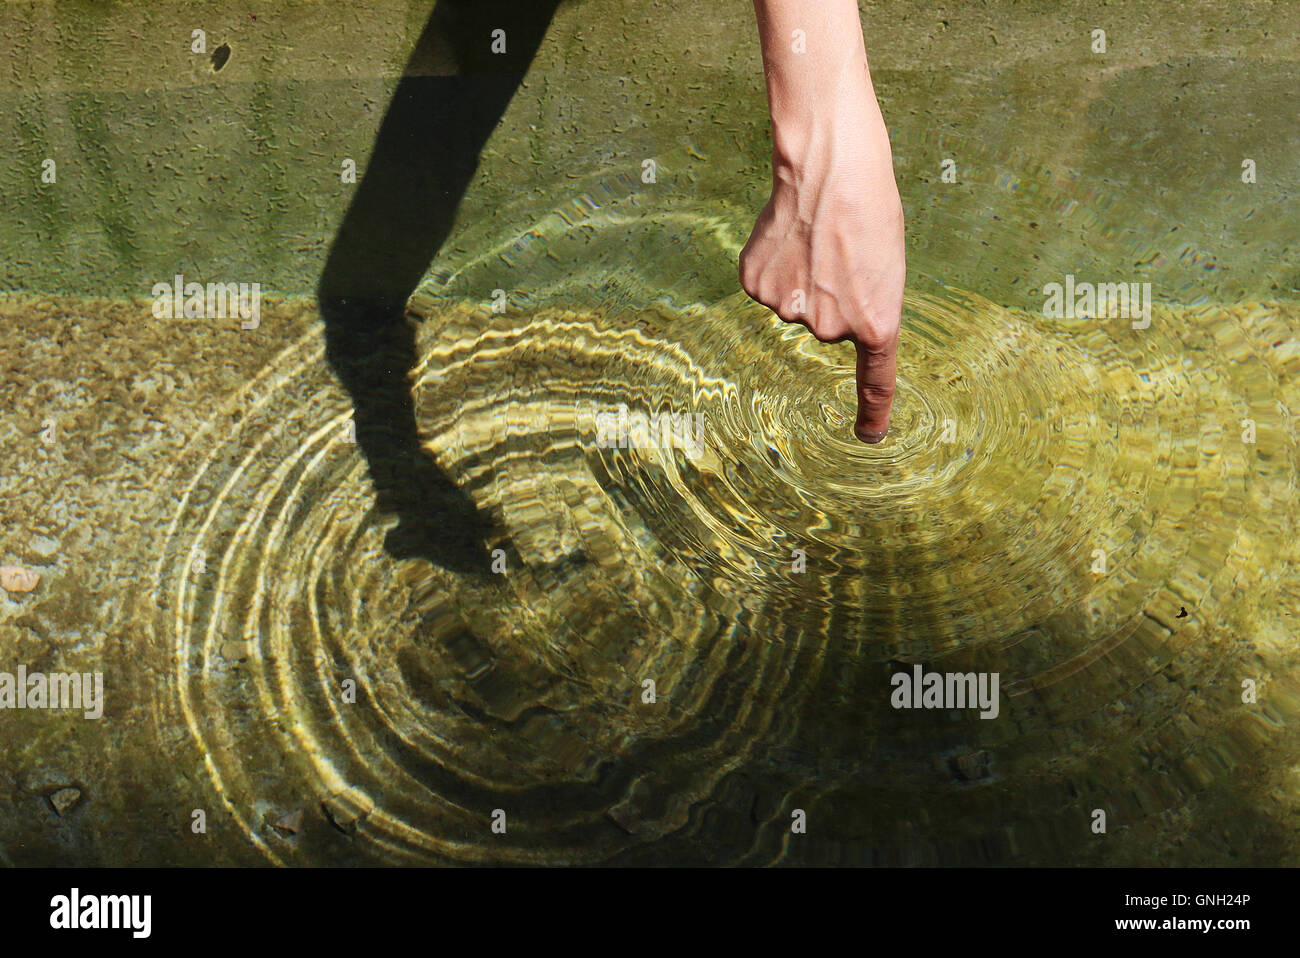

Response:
(2, 13), (1299, 865)
(134, 156), (1299, 865)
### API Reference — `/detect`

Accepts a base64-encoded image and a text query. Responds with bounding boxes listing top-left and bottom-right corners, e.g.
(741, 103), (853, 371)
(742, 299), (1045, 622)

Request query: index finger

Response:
(854, 332), (898, 443)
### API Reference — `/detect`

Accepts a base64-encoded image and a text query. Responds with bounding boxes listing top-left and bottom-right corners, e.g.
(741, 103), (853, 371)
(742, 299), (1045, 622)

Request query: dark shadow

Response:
(317, 0), (562, 574)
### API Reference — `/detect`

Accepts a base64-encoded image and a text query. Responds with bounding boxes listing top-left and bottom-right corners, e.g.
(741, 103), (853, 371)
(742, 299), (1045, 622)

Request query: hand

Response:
(741, 6), (905, 443)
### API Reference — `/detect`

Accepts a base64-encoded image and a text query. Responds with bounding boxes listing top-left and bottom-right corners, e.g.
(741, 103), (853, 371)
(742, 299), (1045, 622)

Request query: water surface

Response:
(1, 0), (1298, 866)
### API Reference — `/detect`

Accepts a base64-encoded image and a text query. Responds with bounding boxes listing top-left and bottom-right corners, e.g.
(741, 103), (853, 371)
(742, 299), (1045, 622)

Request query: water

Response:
(1, 0), (1298, 865)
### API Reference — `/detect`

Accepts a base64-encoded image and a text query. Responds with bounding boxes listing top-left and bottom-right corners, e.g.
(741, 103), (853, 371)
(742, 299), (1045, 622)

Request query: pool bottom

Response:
(1, 289), (1298, 865)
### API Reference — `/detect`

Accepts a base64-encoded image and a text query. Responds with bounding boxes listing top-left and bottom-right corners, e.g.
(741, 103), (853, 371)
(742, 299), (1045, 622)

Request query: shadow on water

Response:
(316, 0), (561, 574)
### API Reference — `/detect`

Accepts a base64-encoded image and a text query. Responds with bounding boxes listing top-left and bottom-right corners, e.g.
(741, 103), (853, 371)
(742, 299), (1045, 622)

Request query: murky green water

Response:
(1, 1), (1298, 865)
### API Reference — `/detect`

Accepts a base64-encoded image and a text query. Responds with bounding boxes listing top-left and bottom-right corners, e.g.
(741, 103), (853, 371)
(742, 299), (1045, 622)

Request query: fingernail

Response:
(855, 426), (888, 443)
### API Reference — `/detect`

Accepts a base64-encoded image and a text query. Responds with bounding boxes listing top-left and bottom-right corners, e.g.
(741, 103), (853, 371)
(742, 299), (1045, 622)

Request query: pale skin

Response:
(741, 0), (905, 443)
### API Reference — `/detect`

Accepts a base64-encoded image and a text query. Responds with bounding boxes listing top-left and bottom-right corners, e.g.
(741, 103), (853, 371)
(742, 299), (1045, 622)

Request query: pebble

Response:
(29, 534), (59, 558)
(272, 809), (304, 837)
(950, 750), (993, 782)
(321, 796), (369, 836)
(1, 566), (40, 593)
(48, 787), (83, 816)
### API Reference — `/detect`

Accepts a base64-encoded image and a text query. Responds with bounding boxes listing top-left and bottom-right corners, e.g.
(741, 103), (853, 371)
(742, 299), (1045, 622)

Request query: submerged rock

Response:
(272, 809), (304, 837)
(949, 751), (993, 783)
(321, 794), (372, 836)
(29, 534), (59, 559)
(48, 787), (83, 816)
(0, 566), (40, 593)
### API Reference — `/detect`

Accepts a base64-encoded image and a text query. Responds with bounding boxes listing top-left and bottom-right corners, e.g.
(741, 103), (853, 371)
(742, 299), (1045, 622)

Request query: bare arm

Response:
(741, 0), (905, 443)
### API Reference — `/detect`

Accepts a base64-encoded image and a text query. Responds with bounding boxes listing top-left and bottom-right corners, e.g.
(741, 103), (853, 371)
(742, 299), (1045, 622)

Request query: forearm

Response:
(752, 0), (889, 180)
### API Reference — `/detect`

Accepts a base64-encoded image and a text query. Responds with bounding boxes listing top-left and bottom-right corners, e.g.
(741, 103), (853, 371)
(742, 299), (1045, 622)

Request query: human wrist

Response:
(768, 80), (893, 186)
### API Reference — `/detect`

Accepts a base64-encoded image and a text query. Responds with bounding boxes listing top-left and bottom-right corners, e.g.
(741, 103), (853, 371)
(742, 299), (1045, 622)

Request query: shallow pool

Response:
(0, 0), (1297, 865)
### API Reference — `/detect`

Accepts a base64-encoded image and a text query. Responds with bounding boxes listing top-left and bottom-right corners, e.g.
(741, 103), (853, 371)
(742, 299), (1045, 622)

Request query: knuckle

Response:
(856, 319), (898, 352)
(805, 299), (850, 342)
(742, 279), (773, 311)
(776, 294), (808, 326)
(858, 381), (896, 410)
(859, 379), (896, 401)
(809, 320), (850, 343)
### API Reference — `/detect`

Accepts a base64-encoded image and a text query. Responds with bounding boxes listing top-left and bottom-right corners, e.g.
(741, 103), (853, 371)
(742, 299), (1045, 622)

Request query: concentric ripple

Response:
(147, 276), (1299, 864)
(145, 143), (1299, 863)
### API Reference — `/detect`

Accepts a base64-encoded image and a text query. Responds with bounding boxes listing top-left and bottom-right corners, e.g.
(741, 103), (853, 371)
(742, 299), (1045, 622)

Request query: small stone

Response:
(273, 809), (304, 837)
(321, 795), (370, 836)
(29, 534), (59, 558)
(1, 566), (40, 593)
(48, 787), (82, 816)
(950, 751), (992, 783)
